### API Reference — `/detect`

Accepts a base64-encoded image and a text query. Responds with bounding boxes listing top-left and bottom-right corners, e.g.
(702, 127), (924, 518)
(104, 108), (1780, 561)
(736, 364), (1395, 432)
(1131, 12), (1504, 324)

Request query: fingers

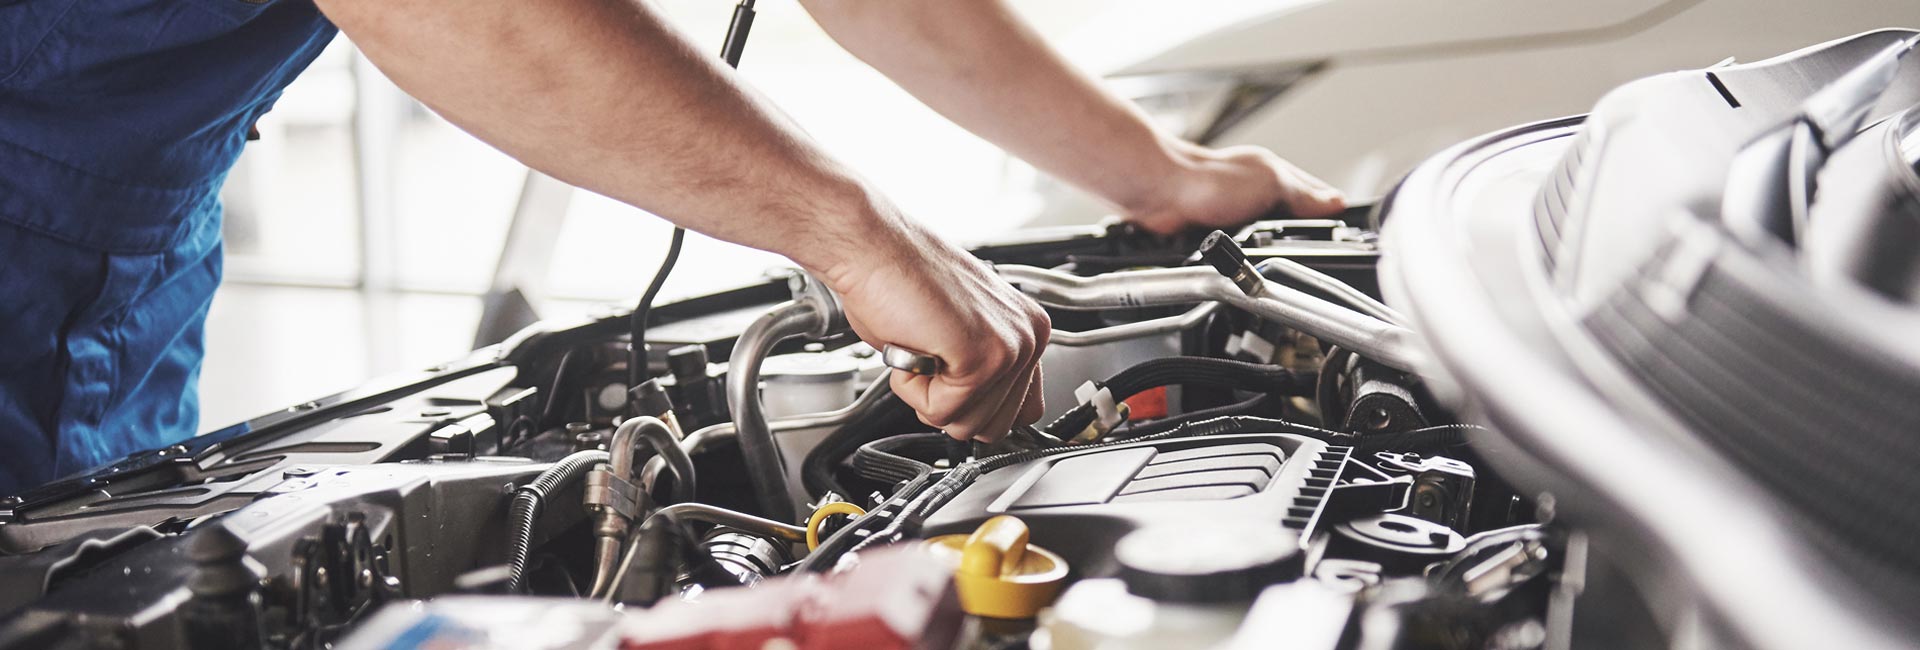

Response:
(1275, 159), (1346, 218)
(886, 299), (1050, 443)
(1016, 363), (1046, 426)
(940, 316), (1043, 442)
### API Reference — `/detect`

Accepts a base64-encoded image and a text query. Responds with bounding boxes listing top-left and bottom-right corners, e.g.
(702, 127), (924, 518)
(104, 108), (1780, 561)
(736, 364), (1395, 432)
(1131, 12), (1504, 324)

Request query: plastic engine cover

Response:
(921, 434), (1345, 578)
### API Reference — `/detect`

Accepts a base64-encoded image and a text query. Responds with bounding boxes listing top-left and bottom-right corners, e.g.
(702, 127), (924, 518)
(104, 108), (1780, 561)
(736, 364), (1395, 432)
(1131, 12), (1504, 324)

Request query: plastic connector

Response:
(1198, 230), (1266, 297)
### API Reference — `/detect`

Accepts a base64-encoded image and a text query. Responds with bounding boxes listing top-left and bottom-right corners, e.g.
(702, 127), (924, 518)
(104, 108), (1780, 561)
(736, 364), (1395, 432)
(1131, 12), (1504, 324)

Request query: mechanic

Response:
(0, 0), (1345, 493)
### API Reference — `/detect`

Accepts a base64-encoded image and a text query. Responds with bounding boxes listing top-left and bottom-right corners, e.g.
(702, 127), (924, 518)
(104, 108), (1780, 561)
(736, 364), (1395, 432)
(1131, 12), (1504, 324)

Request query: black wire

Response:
(627, 227), (686, 393)
(627, 0), (756, 400)
(539, 347), (577, 425)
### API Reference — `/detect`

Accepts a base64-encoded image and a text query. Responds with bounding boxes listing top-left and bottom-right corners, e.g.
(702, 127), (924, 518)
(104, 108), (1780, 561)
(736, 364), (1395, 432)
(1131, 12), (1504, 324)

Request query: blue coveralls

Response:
(0, 0), (336, 493)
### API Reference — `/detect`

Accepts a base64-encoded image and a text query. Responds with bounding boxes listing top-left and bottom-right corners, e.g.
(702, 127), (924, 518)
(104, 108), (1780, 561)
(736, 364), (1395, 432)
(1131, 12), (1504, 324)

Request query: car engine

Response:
(3, 29), (1919, 650)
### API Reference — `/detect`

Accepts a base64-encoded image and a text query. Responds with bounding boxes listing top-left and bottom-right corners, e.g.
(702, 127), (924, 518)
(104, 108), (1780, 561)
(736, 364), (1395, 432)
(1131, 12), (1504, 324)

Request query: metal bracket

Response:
(583, 467), (643, 523)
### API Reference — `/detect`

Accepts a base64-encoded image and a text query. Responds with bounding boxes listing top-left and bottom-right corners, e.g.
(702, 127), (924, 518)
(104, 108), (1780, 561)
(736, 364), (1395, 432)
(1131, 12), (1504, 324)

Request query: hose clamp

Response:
(583, 467), (644, 522)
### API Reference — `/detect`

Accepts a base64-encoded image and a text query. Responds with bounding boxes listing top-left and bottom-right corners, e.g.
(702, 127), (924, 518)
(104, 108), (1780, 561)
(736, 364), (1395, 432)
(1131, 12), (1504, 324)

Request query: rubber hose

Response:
(1316, 346), (1354, 428)
(1042, 357), (1315, 438)
(800, 387), (921, 498)
(849, 433), (946, 485)
(1352, 423), (1477, 453)
(505, 449), (609, 593)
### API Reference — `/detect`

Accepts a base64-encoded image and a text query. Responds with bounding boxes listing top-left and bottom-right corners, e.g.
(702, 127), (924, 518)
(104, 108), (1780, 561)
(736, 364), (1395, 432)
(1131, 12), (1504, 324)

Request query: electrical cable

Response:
(626, 0), (757, 404)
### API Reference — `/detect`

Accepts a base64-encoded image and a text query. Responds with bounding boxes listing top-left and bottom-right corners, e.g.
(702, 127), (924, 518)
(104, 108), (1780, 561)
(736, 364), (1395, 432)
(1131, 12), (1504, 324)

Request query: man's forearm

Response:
(316, 0), (898, 278)
(800, 0), (1197, 215)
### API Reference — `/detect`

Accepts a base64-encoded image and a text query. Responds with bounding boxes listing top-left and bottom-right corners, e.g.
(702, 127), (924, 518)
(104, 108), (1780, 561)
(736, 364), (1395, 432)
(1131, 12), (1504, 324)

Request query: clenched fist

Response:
(814, 211), (1049, 443)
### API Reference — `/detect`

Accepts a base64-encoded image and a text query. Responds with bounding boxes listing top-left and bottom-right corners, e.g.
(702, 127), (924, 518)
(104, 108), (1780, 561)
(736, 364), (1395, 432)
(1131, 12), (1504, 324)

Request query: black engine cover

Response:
(921, 433), (1346, 578)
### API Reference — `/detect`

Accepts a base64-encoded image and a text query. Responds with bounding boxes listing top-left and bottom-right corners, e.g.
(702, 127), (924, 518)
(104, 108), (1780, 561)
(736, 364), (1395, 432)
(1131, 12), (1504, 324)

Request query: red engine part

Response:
(617, 546), (962, 650)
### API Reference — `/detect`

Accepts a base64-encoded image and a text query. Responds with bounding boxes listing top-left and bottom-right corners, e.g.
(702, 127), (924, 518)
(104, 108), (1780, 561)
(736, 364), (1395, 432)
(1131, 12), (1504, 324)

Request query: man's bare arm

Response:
(319, 0), (874, 274)
(800, 0), (1346, 232)
(317, 0), (1050, 441)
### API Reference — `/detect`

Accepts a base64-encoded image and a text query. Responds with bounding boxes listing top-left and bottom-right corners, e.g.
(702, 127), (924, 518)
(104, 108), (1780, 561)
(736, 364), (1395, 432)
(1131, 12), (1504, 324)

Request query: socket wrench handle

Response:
(881, 344), (942, 376)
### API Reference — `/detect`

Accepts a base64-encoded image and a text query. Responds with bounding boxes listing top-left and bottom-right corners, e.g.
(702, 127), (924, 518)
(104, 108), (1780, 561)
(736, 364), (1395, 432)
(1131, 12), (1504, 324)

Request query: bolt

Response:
(1367, 407), (1393, 431)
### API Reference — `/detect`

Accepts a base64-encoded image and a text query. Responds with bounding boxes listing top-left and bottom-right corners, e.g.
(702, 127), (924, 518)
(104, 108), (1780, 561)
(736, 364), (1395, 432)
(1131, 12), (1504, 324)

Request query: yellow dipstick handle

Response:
(926, 515), (1069, 619)
(805, 501), (867, 550)
(960, 515), (1031, 578)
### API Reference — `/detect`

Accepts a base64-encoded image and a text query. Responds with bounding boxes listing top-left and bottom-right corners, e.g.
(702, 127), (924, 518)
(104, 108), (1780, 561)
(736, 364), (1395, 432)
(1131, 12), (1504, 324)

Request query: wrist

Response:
(1120, 139), (1211, 227)
(780, 182), (920, 292)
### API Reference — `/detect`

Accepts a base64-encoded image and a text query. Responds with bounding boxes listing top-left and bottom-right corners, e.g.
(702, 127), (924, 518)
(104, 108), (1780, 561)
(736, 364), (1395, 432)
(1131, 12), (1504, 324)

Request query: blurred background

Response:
(200, 0), (1909, 428)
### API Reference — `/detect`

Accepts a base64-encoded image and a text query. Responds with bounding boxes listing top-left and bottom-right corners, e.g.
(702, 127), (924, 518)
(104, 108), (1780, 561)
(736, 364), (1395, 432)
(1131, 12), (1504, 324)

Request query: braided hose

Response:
(504, 450), (608, 593)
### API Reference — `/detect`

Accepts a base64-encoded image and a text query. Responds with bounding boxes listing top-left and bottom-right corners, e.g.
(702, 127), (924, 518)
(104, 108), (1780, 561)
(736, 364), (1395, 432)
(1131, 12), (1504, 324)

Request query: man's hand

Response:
(817, 212), (1050, 443)
(1125, 143), (1348, 236)
(804, 0), (1345, 236)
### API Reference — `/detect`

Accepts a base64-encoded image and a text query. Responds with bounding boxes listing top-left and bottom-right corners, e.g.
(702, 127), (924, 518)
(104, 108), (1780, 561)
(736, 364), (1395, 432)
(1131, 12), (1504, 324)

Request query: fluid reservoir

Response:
(1034, 523), (1302, 650)
(760, 350), (862, 419)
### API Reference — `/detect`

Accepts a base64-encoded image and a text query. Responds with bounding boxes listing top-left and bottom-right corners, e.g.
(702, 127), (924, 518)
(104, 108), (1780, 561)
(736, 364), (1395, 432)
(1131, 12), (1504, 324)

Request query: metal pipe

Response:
(656, 503), (808, 542)
(1048, 302), (1219, 346)
(1255, 257), (1406, 325)
(998, 264), (1425, 372)
(587, 536), (623, 599)
(608, 416), (693, 503)
(586, 416), (693, 599)
(726, 301), (821, 523)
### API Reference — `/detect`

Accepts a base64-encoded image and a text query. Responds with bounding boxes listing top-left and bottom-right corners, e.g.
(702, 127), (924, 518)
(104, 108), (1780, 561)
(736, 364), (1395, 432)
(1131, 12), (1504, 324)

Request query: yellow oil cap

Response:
(926, 515), (1069, 619)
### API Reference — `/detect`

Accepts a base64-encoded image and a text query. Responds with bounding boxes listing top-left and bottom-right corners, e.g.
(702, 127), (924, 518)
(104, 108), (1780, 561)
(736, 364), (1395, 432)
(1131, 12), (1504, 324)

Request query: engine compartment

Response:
(0, 213), (1564, 650)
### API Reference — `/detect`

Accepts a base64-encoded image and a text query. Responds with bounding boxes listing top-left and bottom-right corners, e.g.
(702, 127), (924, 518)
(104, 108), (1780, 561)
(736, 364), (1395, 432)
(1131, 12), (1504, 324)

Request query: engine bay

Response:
(5, 29), (1920, 650)
(0, 214), (1560, 650)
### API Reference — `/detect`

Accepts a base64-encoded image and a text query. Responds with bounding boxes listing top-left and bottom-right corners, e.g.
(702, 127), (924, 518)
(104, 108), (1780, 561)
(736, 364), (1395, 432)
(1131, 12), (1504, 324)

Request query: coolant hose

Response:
(505, 449), (609, 593)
